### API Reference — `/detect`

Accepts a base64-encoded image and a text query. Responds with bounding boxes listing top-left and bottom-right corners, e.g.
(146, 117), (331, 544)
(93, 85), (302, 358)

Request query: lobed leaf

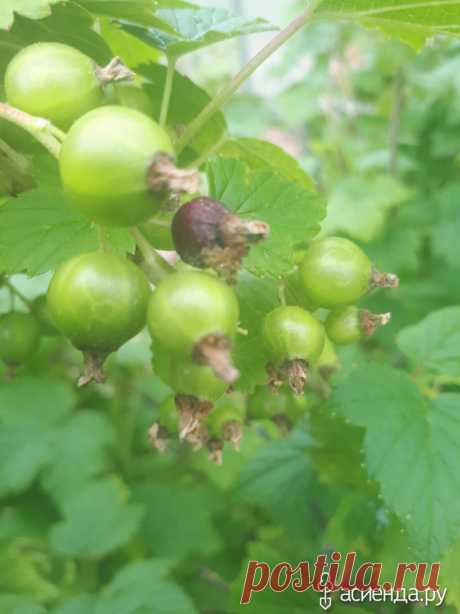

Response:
(221, 138), (315, 190)
(0, 4), (112, 75)
(0, 0), (61, 31)
(207, 157), (326, 277)
(50, 478), (144, 557)
(331, 363), (460, 560)
(118, 6), (276, 58)
(397, 306), (460, 380)
(0, 188), (134, 276)
(318, 0), (460, 49)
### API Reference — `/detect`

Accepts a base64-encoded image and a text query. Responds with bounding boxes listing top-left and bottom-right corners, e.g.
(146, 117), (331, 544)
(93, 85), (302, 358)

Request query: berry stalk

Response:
(0, 102), (64, 158)
(130, 227), (174, 284)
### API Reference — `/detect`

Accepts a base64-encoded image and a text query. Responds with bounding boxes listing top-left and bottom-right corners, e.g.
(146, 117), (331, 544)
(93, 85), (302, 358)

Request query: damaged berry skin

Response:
(47, 251), (151, 353)
(172, 197), (230, 265)
(59, 106), (174, 227)
(0, 312), (40, 366)
(5, 43), (103, 129)
(262, 306), (325, 365)
(172, 197), (269, 282)
(147, 271), (239, 356)
(298, 237), (372, 309)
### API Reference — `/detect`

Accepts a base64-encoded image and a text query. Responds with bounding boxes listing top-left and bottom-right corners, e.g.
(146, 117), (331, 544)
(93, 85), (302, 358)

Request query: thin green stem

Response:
(130, 227), (174, 284)
(49, 124), (67, 142)
(0, 103), (63, 159)
(175, 0), (324, 154)
(159, 57), (177, 129)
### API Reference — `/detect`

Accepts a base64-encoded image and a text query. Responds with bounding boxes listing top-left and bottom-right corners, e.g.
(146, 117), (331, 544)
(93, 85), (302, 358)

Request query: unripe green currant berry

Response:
(147, 271), (240, 383)
(298, 237), (372, 308)
(47, 251), (150, 385)
(262, 306), (325, 365)
(154, 350), (227, 403)
(326, 306), (391, 346)
(207, 403), (244, 453)
(5, 43), (104, 129)
(262, 306), (325, 395)
(298, 237), (399, 309)
(59, 106), (174, 227)
(248, 385), (292, 420)
(0, 312), (40, 365)
(317, 335), (338, 368)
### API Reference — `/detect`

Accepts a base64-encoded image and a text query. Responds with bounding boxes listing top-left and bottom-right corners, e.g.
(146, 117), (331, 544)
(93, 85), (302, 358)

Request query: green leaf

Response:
(234, 272), (279, 392)
(432, 181), (460, 271)
(0, 375), (75, 425)
(0, 0), (60, 30)
(365, 226), (422, 276)
(0, 596), (47, 614)
(0, 188), (134, 275)
(318, 0), (460, 49)
(134, 483), (221, 559)
(99, 18), (160, 67)
(221, 138), (315, 190)
(50, 478), (143, 557)
(331, 363), (460, 560)
(321, 175), (411, 242)
(139, 63), (227, 156)
(0, 4), (112, 75)
(77, 0), (186, 30)
(0, 376), (74, 497)
(237, 429), (316, 537)
(94, 559), (198, 614)
(397, 306), (460, 380)
(118, 7), (275, 58)
(0, 425), (55, 497)
(207, 157), (326, 277)
(41, 412), (115, 507)
(54, 595), (97, 614)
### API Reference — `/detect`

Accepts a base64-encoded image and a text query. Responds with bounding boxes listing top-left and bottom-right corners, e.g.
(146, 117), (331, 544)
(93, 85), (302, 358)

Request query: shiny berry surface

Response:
(47, 251), (150, 352)
(298, 237), (372, 308)
(59, 106), (174, 227)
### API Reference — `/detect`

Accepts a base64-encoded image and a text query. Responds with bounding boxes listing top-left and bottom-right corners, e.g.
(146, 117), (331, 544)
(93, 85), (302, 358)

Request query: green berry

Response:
(59, 106), (174, 227)
(5, 43), (103, 129)
(298, 237), (372, 308)
(47, 251), (150, 353)
(262, 306), (325, 365)
(148, 271), (239, 357)
(326, 306), (391, 346)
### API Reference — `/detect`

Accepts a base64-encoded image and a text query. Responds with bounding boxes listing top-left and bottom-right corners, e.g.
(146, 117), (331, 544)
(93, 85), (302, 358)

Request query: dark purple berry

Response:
(172, 197), (269, 282)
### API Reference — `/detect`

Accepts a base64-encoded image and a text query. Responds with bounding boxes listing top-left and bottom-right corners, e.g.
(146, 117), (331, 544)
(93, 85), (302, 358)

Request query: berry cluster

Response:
(0, 42), (399, 462)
